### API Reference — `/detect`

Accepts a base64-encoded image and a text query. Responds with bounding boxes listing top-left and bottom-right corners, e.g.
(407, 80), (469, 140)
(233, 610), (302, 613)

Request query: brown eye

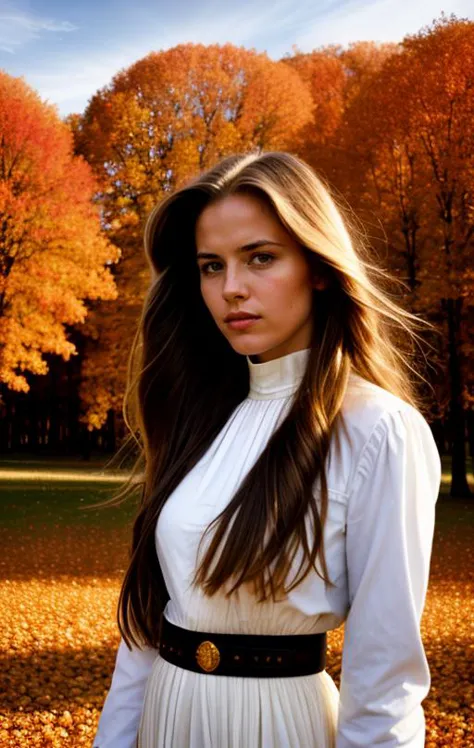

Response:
(199, 261), (222, 275)
(251, 253), (275, 266)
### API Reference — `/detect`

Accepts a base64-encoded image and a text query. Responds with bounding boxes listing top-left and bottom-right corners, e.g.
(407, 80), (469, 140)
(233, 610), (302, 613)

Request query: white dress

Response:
(93, 347), (441, 748)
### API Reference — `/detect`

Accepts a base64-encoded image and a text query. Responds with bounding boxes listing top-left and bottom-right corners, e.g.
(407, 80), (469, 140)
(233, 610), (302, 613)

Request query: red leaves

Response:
(0, 73), (120, 394)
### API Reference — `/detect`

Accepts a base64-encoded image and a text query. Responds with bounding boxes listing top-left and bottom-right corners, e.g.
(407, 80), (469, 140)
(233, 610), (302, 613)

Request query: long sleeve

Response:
(93, 636), (159, 748)
(336, 406), (442, 747)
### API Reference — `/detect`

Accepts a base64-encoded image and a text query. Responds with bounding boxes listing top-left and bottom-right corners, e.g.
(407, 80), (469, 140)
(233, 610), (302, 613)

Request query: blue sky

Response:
(1, 0), (472, 118)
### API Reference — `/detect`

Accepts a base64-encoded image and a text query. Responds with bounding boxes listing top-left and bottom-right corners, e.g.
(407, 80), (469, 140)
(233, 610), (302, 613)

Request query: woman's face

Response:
(195, 192), (325, 363)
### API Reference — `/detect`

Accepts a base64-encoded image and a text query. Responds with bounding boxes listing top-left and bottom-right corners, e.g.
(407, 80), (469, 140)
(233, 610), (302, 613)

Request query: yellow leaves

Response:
(0, 518), (130, 744)
(0, 501), (472, 746)
(79, 383), (116, 431)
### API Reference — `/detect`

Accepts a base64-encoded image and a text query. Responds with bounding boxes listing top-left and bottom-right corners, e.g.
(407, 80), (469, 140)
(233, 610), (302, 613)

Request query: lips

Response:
(224, 313), (260, 322)
(225, 316), (260, 331)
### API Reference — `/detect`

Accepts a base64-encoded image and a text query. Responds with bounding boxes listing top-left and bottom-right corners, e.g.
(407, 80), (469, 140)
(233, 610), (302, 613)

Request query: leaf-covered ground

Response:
(0, 465), (472, 747)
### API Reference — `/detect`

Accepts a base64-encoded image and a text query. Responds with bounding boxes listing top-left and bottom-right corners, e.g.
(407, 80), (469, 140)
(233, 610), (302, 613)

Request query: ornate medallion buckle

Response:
(195, 640), (220, 672)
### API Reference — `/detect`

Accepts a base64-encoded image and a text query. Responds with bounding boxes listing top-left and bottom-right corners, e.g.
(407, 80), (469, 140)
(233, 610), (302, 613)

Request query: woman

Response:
(93, 151), (441, 747)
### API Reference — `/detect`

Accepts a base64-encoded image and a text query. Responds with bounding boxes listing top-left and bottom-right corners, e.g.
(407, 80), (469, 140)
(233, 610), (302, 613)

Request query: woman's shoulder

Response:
(342, 370), (418, 426)
(329, 371), (442, 516)
(336, 371), (432, 479)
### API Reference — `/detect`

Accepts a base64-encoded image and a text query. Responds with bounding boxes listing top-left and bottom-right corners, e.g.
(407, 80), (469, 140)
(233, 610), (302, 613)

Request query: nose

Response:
(221, 267), (249, 302)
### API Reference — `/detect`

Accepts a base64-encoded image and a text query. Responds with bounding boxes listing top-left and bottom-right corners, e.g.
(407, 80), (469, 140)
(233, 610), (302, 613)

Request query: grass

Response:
(0, 480), (135, 531)
(0, 456), (136, 531)
(0, 453), (472, 531)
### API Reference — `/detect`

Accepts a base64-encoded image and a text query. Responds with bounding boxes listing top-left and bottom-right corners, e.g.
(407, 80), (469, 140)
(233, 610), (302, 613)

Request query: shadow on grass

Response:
(0, 645), (115, 712)
(0, 631), (471, 740)
(0, 525), (132, 581)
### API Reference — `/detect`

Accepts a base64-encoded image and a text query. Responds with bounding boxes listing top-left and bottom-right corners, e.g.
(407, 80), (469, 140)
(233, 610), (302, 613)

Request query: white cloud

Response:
(292, 0), (473, 51)
(28, 53), (141, 110)
(21, 3), (293, 114)
(0, 0), (77, 54)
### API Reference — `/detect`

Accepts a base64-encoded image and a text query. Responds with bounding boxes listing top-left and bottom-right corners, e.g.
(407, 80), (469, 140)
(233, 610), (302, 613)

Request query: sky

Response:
(1, 0), (472, 118)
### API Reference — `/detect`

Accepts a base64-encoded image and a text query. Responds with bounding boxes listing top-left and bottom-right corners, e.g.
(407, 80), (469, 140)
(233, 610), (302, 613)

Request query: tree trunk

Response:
(106, 408), (116, 452)
(430, 418), (446, 456)
(466, 409), (474, 459)
(446, 297), (471, 497)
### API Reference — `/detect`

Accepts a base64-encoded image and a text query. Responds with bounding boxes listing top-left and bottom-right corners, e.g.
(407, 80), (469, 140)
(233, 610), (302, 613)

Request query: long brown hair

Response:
(99, 151), (433, 650)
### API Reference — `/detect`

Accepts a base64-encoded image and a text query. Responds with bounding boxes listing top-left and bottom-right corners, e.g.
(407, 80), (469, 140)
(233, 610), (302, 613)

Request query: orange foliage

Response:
(334, 17), (474, 420)
(0, 73), (120, 392)
(286, 42), (398, 180)
(73, 43), (313, 429)
(0, 501), (472, 746)
(341, 19), (474, 293)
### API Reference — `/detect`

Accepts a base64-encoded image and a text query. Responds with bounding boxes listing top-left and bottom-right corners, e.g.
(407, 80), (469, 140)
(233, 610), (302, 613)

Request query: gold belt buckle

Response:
(195, 640), (221, 672)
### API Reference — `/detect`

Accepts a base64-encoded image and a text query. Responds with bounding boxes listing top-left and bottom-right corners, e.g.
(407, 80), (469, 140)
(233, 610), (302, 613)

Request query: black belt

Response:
(158, 615), (327, 678)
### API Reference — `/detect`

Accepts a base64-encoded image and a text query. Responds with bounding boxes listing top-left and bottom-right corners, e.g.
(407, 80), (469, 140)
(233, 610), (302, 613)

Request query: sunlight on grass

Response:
(0, 469), (133, 483)
(0, 466), (472, 488)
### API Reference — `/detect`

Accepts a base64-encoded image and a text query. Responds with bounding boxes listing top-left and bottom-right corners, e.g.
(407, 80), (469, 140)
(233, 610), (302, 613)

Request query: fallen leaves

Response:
(0, 525), (127, 747)
(0, 502), (472, 747)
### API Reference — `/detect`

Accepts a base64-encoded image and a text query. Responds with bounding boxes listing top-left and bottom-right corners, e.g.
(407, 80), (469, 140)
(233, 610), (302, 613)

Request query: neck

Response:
(247, 347), (311, 400)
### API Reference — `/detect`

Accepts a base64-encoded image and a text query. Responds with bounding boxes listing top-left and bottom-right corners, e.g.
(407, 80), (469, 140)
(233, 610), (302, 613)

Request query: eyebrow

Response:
(196, 240), (284, 260)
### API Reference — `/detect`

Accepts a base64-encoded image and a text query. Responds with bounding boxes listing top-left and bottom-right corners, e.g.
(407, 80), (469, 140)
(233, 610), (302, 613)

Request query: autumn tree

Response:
(0, 72), (119, 396)
(72, 43), (313, 430)
(404, 17), (474, 497)
(285, 41), (398, 185)
(339, 47), (432, 289)
(337, 16), (474, 496)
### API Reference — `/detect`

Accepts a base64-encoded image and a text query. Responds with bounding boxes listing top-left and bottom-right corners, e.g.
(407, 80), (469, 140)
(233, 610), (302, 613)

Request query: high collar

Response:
(247, 347), (310, 400)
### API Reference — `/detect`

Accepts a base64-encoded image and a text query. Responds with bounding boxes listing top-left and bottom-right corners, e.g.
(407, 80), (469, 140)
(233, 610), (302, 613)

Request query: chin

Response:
(226, 336), (274, 358)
